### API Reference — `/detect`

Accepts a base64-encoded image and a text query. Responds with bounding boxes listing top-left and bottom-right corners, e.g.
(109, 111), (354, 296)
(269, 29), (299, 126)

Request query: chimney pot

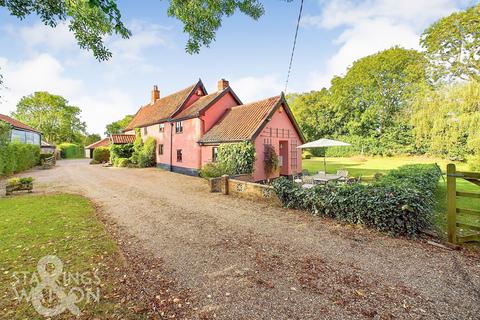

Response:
(217, 79), (229, 91)
(151, 85), (160, 104)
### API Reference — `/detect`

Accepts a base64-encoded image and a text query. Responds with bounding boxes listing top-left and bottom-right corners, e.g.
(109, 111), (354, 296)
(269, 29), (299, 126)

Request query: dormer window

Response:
(175, 121), (183, 133)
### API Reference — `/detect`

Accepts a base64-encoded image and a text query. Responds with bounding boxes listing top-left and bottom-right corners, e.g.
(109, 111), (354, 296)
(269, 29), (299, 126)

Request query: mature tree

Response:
(328, 47), (429, 137)
(411, 80), (480, 160)
(0, 0), (265, 58)
(105, 114), (134, 136)
(288, 89), (337, 142)
(84, 133), (102, 146)
(421, 4), (480, 81)
(12, 92), (86, 144)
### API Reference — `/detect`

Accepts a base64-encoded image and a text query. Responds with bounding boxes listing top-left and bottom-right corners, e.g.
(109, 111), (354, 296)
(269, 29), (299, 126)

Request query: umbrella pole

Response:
(324, 148), (327, 173)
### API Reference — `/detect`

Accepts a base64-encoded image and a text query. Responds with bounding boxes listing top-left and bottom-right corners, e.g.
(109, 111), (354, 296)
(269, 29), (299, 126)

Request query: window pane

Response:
(11, 130), (26, 143)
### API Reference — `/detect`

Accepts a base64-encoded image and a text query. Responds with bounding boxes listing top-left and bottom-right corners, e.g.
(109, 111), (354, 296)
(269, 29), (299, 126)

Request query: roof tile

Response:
(85, 138), (110, 149)
(199, 96), (280, 144)
(125, 83), (198, 130)
(111, 134), (136, 144)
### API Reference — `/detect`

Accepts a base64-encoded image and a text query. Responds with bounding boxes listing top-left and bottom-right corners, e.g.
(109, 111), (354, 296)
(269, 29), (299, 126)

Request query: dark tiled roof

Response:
(199, 95), (281, 144)
(0, 114), (41, 133)
(85, 138), (110, 149)
(174, 90), (224, 119)
(111, 134), (136, 144)
(125, 83), (198, 130)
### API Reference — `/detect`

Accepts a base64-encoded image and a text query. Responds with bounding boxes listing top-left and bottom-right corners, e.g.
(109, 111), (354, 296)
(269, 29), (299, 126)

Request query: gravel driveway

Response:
(19, 159), (480, 319)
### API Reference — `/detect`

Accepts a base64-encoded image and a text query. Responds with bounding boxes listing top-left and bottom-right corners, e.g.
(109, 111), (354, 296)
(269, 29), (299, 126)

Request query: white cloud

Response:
(303, 0), (467, 89)
(230, 74), (284, 103)
(0, 53), (136, 135)
(11, 22), (78, 53)
(109, 20), (170, 62)
(0, 54), (83, 108)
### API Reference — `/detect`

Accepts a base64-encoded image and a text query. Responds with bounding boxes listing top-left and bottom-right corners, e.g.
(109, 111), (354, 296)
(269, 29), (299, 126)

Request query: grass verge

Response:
(0, 193), (143, 319)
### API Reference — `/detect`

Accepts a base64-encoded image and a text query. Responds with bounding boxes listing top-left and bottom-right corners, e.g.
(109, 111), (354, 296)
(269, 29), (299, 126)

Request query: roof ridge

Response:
(230, 95), (281, 109)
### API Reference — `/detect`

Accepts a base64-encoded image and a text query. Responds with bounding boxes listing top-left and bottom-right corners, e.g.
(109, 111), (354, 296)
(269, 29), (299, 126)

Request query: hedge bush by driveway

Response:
(58, 143), (84, 159)
(93, 147), (110, 163)
(0, 142), (40, 176)
(273, 164), (441, 237)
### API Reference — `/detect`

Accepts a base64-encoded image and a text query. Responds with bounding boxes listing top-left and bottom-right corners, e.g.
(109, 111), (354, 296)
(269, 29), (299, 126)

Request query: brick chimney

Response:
(151, 85), (160, 104)
(217, 79), (229, 91)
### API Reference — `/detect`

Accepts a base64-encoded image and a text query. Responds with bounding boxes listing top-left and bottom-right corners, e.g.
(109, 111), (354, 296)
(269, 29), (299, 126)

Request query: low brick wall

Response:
(208, 175), (280, 205)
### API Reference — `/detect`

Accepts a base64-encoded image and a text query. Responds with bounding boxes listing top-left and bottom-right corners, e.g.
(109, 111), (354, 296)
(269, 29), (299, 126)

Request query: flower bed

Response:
(6, 177), (33, 195)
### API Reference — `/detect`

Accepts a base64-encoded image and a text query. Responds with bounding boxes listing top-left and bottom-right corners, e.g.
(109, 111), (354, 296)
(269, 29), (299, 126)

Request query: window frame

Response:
(159, 123), (164, 132)
(212, 147), (218, 162)
(175, 121), (183, 134)
(176, 149), (183, 162)
(158, 144), (164, 155)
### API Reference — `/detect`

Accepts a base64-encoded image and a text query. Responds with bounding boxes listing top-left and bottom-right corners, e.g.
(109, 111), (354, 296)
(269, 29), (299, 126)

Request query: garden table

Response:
(313, 174), (341, 184)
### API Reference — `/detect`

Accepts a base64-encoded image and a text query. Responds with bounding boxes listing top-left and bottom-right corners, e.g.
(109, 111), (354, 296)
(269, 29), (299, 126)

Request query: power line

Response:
(284, 0), (304, 93)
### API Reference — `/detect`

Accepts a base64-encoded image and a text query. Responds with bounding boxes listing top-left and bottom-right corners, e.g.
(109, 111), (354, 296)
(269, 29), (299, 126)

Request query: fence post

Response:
(447, 163), (457, 243)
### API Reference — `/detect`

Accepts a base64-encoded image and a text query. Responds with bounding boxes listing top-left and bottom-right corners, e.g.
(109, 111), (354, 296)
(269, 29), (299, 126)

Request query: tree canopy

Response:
(421, 3), (480, 81)
(105, 114), (134, 136)
(84, 133), (102, 146)
(12, 92), (86, 144)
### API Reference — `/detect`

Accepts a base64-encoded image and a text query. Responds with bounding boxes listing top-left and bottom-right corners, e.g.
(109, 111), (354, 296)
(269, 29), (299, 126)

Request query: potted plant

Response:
(6, 177), (34, 195)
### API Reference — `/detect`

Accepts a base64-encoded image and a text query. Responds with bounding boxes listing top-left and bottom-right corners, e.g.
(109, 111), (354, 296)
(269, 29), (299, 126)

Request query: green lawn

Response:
(303, 156), (480, 237)
(0, 194), (142, 319)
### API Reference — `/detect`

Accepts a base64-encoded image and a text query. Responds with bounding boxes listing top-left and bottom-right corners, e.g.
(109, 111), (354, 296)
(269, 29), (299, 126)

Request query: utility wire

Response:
(284, 0), (304, 93)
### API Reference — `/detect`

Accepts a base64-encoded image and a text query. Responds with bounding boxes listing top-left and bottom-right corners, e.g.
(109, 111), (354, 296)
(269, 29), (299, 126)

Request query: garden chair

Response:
(336, 170), (349, 181)
(302, 175), (315, 189)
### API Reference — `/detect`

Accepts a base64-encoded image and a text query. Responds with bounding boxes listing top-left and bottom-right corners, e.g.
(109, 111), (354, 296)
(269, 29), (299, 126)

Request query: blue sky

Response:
(0, 0), (475, 135)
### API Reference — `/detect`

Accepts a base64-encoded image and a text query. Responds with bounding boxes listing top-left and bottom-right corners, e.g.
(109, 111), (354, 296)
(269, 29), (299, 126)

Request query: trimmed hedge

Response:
(273, 164), (441, 237)
(93, 147), (110, 163)
(58, 143), (84, 159)
(0, 142), (40, 176)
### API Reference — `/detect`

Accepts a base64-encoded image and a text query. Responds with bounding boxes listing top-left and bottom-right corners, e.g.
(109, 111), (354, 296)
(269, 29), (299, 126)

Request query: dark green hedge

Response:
(0, 142), (40, 176)
(58, 143), (84, 159)
(273, 164), (441, 237)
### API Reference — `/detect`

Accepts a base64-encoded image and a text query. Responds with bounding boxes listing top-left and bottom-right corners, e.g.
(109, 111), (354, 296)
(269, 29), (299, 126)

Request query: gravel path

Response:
(18, 159), (480, 319)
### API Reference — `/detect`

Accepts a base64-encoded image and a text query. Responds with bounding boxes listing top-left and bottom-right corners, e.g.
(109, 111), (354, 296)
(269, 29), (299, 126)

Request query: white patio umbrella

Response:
(297, 138), (351, 173)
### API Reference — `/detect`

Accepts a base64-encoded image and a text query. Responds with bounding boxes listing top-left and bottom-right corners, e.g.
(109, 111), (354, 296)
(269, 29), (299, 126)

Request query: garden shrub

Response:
(130, 135), (156, 168)
(58, 143), (84, 159)
(93, 147), (110, 163)
(110, 143), (134, 165)
(217, 141), (255, 175)
(273, 164), (441, 237)
(199, 162), (232, 178)
(264, 144), (279, 176)
(114, 157), (131, 167)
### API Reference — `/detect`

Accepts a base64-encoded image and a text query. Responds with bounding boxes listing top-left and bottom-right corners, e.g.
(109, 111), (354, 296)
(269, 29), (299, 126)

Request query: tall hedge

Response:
(58, 143), (84, 159)
(273, 164), (441, 237)
(0, 142), (40, 176)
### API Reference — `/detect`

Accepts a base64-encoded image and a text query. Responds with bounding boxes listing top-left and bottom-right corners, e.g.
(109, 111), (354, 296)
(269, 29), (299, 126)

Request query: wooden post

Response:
(447, 163), (457, 243)
(221, 175), (229, 195)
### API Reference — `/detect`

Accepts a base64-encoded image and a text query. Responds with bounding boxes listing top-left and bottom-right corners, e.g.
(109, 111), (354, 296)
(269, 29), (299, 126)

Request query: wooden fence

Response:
(447, 163), (480, 243)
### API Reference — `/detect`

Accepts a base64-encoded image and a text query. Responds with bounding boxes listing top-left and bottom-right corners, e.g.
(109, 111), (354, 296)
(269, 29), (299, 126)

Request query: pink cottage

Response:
(123, 79), (304, 182)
